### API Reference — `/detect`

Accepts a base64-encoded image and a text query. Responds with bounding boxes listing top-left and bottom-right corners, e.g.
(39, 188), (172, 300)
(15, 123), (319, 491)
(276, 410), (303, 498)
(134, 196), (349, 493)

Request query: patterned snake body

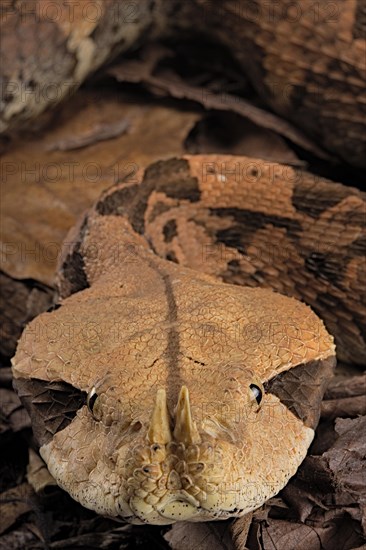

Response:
(6, 0), (366, 526)
(12, 155), (365, 523)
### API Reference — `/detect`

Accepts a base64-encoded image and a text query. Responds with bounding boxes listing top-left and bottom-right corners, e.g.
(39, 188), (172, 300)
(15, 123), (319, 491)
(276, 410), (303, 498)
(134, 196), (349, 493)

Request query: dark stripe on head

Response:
(264, 356), (336, 429)
(143, 256), (183, 396)
(12, 378), (87, 447)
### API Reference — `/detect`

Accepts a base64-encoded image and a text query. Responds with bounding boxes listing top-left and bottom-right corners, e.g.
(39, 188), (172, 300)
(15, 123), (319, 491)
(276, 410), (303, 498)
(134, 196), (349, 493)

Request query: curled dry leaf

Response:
(185, 113), (303, 167)
(0, 483), (33, 536)
(1, 90), (200, 284)
(164, 521), (234, 550)
(0, 388), (31, 434)
(0, 272), (54, 359)
(328, 417), (366, 532)
(230, 512), (253, 550)
(108, 42), (329, 160)
(26, 449), (57, 495)
(321, 369), (366, 419)
(45, 119), (130, 152)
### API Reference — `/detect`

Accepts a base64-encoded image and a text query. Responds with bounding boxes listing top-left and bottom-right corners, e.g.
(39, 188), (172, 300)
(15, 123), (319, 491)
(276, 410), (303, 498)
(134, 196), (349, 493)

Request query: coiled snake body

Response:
(7, 0), (366, 526)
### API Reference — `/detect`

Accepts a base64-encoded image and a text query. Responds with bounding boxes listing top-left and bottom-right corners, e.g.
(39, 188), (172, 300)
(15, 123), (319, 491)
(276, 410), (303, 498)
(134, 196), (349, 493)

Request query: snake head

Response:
(11, 219), (336, 524)
(114, 350), (334, 524)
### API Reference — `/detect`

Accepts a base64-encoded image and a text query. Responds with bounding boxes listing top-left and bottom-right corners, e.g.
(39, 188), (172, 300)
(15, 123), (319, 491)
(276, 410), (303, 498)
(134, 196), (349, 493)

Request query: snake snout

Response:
(125, 386), (225, 523)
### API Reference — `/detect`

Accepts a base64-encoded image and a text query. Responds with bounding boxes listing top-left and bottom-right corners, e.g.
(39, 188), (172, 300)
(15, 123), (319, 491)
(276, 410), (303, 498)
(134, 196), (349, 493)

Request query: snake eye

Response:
(249, 384), (263, 406)
(87, 387), (98, 414)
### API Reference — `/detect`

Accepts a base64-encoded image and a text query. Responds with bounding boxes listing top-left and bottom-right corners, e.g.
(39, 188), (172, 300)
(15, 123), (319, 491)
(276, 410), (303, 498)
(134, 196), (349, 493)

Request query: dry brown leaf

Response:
(0, 368), (12, 386)
(45, 526), (133, 548)
(108, 43), (330, 160)
(247, 514), (363, 550)
(26, 449), (57, 494)
(321, 396), (366, 419)
(0, 483), (33, 535)
(1, 90), (200, 285)
(185, 114), (302, 166)
(0, 388), (31, 433)
(45, 119), (130, 152)
(230, 512), (253, 550)
(247, 494), (365, 549)
(325, 373), (366, 400)
(275, 416), (366, 547)
(328, 417), (366, 532)
(164, 521), (234, 550)
(0, 271), (54, 358)
(0, 527), (38, 550)
(321, 369), (366, 419)
(258, 520), (321, 550)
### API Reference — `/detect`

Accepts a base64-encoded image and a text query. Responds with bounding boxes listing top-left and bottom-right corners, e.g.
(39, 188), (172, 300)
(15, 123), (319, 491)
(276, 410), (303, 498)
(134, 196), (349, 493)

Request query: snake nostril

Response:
(131, 421), (142, 432)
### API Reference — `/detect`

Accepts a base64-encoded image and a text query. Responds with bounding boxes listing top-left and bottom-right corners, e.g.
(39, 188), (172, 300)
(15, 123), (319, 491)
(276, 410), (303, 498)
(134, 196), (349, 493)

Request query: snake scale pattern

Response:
(5, 0), (366, 526)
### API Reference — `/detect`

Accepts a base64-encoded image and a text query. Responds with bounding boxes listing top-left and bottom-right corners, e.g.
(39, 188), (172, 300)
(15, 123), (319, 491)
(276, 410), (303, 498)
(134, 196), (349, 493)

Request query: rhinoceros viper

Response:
(6, 0), (366, 526)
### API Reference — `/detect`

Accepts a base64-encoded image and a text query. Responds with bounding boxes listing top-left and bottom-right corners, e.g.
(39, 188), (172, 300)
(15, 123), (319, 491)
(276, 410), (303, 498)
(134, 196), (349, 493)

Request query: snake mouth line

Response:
(129, 491), (201, 522)
(128, 490), (242, 523)
(157, 494), (200, 520)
